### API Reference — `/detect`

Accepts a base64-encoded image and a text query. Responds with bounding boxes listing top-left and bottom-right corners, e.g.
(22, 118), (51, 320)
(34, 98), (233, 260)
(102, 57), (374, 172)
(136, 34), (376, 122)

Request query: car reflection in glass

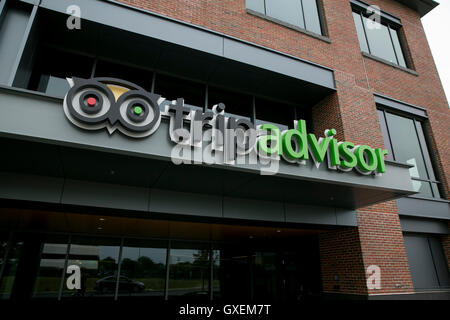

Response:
(94, 276), (145, 293)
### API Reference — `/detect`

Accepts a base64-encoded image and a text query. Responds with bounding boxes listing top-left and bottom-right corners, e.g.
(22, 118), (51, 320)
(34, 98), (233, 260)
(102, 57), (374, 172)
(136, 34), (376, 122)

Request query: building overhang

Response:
(395, 0), (439, 17)
(0, 86), (416, 214)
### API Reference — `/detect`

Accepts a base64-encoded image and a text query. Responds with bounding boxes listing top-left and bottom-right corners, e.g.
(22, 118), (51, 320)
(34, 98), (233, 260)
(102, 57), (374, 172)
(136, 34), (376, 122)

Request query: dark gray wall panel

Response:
(404, 234), (440, 289)
(149, 189), (222, 218)
(335, 208), (358, 226)
(285, 203), (335, 225)
(39, 0), (335, 90)
(397, 197), (450, 220)
(0, 171), (63, 203)
(429, 237), (450, 287)
(0, 5), (30, 84)
(400, 216), (449, 234)
(374, 94), (427, 118)
(61, 179), (149, 211)
(222, 38), (335, 89)
(223, 197), (284, 222)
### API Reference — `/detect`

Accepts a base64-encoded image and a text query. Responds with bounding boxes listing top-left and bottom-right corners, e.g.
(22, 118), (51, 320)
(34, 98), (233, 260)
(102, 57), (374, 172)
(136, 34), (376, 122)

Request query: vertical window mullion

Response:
(412, 119), (432, 182)
(0, 232), (14, 287)
(251, 96), (256, 124)
(151, 72), (156, 93)
(204, 84), (208, 112)
(164, 240), (171, 301)
(57, 234), (71, 301)
(360, 12), (372, 54)
(209, 246), (213, 301)
(114, 237), (124, 301)
(382, 109), (396, 160)
(387, 25), (401, 66)
(299, 0), (307, 32)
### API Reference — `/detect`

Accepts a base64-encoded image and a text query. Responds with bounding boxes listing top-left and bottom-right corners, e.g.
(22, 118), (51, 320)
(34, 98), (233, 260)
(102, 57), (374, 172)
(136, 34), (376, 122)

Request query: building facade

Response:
(0, 0), (449, 301)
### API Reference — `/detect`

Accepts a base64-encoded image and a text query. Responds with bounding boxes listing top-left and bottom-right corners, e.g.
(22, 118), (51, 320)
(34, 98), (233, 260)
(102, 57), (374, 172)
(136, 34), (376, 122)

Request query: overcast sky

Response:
(422, 1), (450, 104)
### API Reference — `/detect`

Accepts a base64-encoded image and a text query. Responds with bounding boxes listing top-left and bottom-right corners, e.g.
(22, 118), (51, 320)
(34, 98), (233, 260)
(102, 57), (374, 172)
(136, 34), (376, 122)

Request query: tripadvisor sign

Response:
(63, 77), (388, 176)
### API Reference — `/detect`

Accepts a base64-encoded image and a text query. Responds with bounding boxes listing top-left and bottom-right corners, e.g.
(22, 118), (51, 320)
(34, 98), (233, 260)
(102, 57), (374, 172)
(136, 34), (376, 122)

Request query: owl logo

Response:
(63, 77), (162, 138)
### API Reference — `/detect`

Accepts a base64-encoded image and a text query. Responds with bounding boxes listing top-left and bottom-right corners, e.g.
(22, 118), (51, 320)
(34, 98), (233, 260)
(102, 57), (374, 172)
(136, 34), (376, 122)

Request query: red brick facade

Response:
(118, 0), (450, 296)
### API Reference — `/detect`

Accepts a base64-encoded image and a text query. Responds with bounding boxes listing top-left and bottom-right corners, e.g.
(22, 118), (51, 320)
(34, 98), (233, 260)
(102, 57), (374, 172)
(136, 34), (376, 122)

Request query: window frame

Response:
(377, 107), (442, 199)
(352, 7), (410, 69)
(246, 0), (326, 37)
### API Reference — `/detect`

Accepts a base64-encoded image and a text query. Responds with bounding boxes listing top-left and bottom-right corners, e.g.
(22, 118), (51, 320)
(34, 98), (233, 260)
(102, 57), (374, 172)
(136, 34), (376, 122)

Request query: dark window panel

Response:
(154, 74), (205, 108)
(303, 0), (322, 35)
(208, 86), (253, 119)
(265, 0), (305, 29)
(94, 59), (153, 92)
(28, 46), (94, 98)
(255, 97), (296, 130)
(385, 112), (429, 180)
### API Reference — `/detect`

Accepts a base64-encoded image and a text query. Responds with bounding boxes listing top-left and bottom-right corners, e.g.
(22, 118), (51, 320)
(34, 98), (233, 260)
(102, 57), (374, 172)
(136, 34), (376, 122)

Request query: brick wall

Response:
(117, 0), (449, 296)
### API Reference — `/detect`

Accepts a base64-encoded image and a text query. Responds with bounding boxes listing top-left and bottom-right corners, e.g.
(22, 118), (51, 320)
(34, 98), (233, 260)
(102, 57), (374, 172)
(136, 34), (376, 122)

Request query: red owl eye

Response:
(87, 97), (97, 107)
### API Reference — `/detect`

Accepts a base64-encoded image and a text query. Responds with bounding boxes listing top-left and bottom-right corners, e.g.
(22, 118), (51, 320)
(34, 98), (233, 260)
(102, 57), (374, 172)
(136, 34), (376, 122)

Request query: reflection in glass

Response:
(33, 239), (68, 299)
(385, 113), (428, 180)
(362, 16), (397, 64)
(62, 237), (120, 299)
(119, 240), (167, 298)
(253, 252), (277, 300)
(246, 0), (265, 14)
(303, 0), (322, 35)
(169, 245), (210, 299)
(353, 12), (369, 53)
(389, 28), (407, 67)
(265, 0), (304, 29)
(0, 238), (23, 300)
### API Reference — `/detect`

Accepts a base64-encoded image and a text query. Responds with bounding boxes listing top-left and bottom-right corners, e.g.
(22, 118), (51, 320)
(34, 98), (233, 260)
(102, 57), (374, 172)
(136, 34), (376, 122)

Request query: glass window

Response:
(32, 236), (69, 299)
(266, 0), (305, 29)
(353, 12), (369, 53)
(118, 239), (167, 298)
(0, 236), (24, 300)
(246, 0), (265, 14)
(168, 242), (210, 300)
(154, 73), (205, 108)
(246, 0), (323, 35)
(94, 59), (153, 92)
(255, 97), (296, 131)
(362, 16), (398, 64)
(352, 10), (408, 68)
(389, 28), (407, 68)
(378, 110), (441, 198)
(303, 0), (322, 35)
(28, 46), (94, 98)
(62, 237), (120, 299)
(208, 86), (253, 119)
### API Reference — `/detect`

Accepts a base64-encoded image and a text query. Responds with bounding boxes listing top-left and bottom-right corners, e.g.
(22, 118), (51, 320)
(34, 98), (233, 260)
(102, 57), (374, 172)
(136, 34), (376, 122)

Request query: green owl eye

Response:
(133, 105), (143, 116)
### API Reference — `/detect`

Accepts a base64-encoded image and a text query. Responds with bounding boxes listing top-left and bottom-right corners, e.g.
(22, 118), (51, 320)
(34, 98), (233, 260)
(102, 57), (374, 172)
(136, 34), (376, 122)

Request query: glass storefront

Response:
(0, 228), (322, 301)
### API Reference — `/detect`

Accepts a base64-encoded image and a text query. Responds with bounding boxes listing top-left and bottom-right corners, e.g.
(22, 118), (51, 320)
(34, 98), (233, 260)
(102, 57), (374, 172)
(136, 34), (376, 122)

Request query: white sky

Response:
(422, 1), (450, 104)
